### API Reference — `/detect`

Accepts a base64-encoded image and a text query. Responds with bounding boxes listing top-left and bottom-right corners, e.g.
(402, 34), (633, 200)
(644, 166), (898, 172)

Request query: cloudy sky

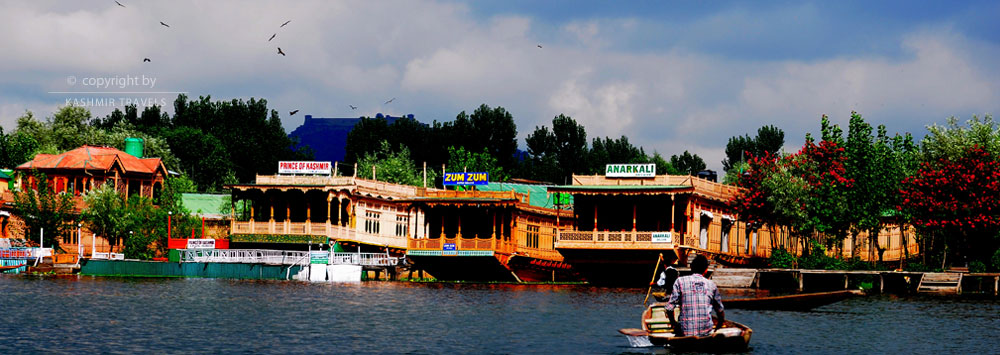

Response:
(2, 0), (998, 171)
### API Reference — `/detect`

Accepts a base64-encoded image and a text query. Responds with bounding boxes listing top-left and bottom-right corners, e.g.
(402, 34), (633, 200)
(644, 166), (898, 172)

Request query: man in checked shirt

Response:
(665, 254), (725, 337)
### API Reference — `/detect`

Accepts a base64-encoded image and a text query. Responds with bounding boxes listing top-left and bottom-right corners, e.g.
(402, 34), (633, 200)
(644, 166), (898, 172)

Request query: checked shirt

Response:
(666, 273), (724, 336)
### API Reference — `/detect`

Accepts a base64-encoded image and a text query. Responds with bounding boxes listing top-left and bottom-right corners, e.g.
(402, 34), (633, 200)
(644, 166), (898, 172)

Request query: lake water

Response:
(1, 276), (997, 354)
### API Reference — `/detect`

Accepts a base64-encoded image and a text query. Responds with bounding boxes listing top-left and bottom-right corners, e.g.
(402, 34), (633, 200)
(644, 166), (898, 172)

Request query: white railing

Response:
(178, 249), (309, 265)
(329, 252), (399, 266)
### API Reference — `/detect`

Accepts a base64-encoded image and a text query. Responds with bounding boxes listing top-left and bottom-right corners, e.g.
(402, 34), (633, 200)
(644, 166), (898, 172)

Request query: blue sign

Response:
(443, 243), (457, 256)
(443, 172), (489, 186)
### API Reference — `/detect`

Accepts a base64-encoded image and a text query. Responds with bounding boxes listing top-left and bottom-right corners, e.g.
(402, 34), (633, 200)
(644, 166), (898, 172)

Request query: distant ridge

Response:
(288, 114), (407, 163)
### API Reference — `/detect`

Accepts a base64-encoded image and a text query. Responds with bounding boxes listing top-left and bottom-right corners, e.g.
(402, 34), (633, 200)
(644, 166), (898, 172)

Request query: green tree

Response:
(722, 125), (784, 173)
(81, 184), (131, 254)
(447, 146), (507, 181)
(163, 126), (233, 192)
(0, 126), (39, 168)
(552, 114), (588, 179)
(357, 141), (433, 186)
(13, 171), (76, 250)
(344, 116), (390, 164)
(670, 150), (707, 176)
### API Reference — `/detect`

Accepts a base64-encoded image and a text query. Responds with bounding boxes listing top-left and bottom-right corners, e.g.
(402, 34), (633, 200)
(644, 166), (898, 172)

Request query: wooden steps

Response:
(710, 268), (758, 288)
(917, 272), (962, 295)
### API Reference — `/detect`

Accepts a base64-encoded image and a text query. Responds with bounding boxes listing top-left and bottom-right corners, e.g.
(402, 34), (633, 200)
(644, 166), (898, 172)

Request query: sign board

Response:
(0, 249), (34, 259)
(278, 161), (332, 175)
(605, 163), (656, 178)
(310, 251), (329, 264)
(443, 172), (489, 186)
(443, 243), (457, 256)
(651, 232), (672, 243)
(186, 239), (216, 249)
(110, 253), (125, 260)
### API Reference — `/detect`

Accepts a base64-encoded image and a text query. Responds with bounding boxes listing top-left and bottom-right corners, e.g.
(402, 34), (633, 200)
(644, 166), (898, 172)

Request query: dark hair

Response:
(691, 254), (709, 274)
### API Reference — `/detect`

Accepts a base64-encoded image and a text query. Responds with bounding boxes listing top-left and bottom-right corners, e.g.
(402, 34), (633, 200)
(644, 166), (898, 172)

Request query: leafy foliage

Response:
(447, 146), (506, 181)
(12, 171), (76, 251)
(898, 146), (1000, 267)
(357, 141), (433, 186)
(670, 150), (707, 176)
(722, 125), (785, 173)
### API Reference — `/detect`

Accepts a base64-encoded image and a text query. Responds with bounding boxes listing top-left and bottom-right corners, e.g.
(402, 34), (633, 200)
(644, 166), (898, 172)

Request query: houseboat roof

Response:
(547, 185), (693, 196)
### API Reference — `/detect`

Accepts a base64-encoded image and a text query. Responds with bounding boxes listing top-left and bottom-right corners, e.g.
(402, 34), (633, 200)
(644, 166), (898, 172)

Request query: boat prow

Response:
(725, 289), (863, 311)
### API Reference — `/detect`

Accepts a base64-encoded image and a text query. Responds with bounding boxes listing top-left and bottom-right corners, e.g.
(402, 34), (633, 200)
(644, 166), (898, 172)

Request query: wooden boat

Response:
(619, 302), (752, 351)
(725, 289), (863, 311)
(0, 263), (26, 272)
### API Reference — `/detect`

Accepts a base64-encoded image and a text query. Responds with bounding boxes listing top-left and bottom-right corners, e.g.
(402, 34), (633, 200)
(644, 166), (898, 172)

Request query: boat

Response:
(0, 263), (26, 272)
(619, 302), (752, 352)
(725, 289), (863, 311)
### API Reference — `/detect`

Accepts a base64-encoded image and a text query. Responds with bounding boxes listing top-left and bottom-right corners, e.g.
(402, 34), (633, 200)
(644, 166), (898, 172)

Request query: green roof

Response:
(0, 170), (11, 180)
(477, 182), (570, 209)
(181, 193), (228, 216)
(548, 185), (690, 191)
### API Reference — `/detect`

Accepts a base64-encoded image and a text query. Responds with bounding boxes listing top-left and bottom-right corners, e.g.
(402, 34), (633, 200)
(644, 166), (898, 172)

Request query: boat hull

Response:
(621, 303), (752, 351)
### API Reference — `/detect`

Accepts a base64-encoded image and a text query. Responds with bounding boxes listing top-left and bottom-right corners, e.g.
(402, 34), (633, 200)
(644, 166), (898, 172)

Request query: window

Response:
(365, 211), (381, 234)
(395, 215), (409, 237)
(526, 225), (540, 249)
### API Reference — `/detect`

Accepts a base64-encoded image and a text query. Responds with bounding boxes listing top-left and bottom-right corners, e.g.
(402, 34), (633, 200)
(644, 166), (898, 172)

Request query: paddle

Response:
(642, 253), (664, 305)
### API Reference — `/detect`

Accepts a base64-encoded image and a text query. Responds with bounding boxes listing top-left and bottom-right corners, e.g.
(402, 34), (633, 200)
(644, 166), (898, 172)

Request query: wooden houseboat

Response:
(402, 182), (576, 282)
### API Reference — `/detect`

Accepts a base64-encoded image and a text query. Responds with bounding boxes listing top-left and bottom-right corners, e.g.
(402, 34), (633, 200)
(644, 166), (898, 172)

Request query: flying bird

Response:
(537, 44), (542, 48)
(160, 21), (170, 28)
(280, 20), (291, 28)
(143, 58), (150, 62)
(277, 47), (285, 56)
(268, 33), (276, 41)
(289, 110), (299, 116)
(349, 105), (357, 110)
(384, 97), (395, 104)
(115, 1), (125, 7)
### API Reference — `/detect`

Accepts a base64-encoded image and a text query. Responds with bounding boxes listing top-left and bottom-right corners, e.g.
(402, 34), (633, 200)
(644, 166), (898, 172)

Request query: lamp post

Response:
(77, 223), (82, 259)
(167, 211), (173, 241)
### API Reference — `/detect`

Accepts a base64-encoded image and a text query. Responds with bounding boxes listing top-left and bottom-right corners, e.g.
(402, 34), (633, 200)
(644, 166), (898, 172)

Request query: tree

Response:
(670, 151), (706, 176)
(467, 104), (519, 173)
(447, 146), (506, 182)
(899, 146), (1000, 270)
(552, 114), (588, 179)
(164, 126), (233, 192)
(81, 184), (131, 254)
(344, 116), (390, 164)
(722, 125), (785, 173)
(357, 141), (432, 186)
(0, 126), (39, 168)
(13, 171), (76, 250)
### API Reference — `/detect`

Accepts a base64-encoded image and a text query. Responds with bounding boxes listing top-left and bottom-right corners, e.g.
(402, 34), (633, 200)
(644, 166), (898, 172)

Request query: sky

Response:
(1, 0), (998, 172)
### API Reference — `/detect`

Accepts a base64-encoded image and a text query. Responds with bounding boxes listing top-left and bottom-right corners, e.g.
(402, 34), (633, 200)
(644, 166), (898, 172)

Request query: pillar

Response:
(326, 192), (333, 224)
(632, 203), (637, 232)
(457, 210), (462, 239)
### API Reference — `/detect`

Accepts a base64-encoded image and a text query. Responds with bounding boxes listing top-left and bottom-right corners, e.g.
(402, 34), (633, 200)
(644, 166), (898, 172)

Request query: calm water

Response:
(1, 276), (998, 354)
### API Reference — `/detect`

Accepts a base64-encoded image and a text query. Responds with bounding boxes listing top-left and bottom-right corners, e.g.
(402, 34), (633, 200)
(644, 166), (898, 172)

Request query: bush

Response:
(769, 248), (797, 268)
(992, 249), (1000, 272)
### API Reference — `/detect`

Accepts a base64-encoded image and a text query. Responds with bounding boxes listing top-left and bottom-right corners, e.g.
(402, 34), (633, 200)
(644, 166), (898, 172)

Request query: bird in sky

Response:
(143, 58), (151, 62)
(537, 44), (542, 48)
(160, 21), (170, 28)
(115, 1), (125, 7)
(384, 97), (395, 104)
(268, 33), (276, 41)
(349, 105), (357, 110)
(277, 47), (285, 56)
(289, 110), (299, 116)
(280, 20), (291, 28)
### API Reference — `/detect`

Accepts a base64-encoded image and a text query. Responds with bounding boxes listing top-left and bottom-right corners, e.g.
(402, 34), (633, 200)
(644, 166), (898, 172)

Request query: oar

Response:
(643, 253), (664, 306)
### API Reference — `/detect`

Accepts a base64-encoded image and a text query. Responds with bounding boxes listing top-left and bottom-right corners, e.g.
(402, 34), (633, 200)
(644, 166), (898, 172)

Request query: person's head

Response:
(690, 254), (709, 275)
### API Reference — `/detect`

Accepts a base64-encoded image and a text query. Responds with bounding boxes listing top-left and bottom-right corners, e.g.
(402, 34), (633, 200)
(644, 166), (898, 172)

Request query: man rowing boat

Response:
(666, 254), (725, 337)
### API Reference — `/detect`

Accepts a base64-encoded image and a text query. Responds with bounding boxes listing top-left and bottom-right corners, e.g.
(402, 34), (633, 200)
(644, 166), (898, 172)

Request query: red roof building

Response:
(15, 145), (168, 203)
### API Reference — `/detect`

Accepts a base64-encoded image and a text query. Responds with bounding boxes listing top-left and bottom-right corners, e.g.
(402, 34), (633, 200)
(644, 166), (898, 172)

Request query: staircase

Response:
(917, 272), (963, 295)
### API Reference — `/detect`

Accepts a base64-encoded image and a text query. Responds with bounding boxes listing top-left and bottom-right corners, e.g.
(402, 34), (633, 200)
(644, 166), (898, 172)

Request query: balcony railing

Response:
(556, 230), (681, 249)
(230, 221), (408, 249)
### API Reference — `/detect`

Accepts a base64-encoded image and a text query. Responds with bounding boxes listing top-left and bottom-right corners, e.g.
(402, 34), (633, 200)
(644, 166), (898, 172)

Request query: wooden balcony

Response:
(556, 230), (681, 250)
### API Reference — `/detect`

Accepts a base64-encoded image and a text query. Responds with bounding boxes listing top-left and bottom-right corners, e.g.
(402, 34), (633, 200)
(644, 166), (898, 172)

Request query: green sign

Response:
(605, 164), (656, 178)
(310, 251), (328, 264)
